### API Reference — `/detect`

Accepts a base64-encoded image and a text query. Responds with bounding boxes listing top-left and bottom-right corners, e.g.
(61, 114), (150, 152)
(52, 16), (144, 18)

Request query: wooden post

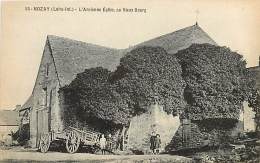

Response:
(122, 126), (125, 151)
(36, 110), (38, 148)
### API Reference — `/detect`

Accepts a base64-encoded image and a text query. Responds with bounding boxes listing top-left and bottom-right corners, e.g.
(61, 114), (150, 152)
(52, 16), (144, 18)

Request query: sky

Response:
(1, 0), (260, 110)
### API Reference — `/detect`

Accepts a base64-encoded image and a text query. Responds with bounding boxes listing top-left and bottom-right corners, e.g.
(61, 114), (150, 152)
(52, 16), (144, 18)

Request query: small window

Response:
(45, 64), (49, 77)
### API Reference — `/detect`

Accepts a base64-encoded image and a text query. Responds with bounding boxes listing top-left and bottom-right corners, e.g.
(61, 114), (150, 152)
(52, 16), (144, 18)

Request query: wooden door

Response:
(37, 109), (49, 147)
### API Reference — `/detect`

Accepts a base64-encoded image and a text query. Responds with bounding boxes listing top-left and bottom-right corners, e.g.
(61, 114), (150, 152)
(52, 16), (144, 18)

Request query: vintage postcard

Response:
(0, 0), (260, 162)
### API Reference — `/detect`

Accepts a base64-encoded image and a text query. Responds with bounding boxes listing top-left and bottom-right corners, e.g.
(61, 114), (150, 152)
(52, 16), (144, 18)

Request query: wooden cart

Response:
(38, 126), (101, 153)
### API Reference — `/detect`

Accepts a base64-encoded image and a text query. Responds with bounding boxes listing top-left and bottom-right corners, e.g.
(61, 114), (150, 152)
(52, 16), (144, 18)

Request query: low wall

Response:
(127, 104), (180, 153)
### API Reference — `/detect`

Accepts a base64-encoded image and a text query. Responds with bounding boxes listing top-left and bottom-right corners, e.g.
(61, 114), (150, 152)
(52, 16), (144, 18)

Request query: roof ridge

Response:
(190, 25), (217, 45)
(47, 36), (63, 88)
(132, 24), (217, 54)
(47, 35), (119, 51)
(162, 24), (197, 37)
(136, 24), (197, 46)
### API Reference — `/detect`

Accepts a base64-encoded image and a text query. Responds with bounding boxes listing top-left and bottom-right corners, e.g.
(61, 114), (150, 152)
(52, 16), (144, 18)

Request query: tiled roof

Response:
(46, 24), (216, 87)
(0, 110), (19, 126)
(47, 35), (125, 87)
(135, 24), (217, 54)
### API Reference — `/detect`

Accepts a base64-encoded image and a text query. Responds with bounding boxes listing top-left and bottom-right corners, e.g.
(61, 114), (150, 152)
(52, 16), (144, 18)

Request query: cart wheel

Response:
(39, 133), (51, 153)
(66, 131), (80, 153)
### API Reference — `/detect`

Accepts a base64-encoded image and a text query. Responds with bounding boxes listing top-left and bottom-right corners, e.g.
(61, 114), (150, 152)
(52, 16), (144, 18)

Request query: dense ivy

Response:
(244, 66), (259, 112)
(61, 67), (131, 126)
(60, 46), (186, 126)
(60, 44), (253, 128)
(175, 44), (252, 120)
(111, 46), (186, 116)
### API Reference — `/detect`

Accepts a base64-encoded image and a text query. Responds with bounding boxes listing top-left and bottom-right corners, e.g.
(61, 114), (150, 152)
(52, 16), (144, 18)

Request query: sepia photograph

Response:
(0, 0), (260, 162)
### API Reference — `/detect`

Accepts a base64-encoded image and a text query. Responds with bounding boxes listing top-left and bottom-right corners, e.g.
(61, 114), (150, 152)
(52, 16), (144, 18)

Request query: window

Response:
(45, 64), (49, 77)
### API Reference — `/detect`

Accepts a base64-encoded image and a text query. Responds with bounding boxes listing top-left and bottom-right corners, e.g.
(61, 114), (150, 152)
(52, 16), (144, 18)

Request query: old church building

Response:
(21, 24), (220, 149)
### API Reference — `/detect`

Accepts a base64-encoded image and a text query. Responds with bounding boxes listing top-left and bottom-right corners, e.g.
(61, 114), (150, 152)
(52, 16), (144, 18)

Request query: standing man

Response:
(150, 132), (156, 154)
(154, 134), (161, 154)
(107, 134), (113, 152)
(100, 134), (106, 155)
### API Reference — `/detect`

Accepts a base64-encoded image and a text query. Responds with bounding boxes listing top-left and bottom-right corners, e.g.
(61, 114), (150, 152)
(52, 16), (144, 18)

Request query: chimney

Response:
(14, 105), (21, 111)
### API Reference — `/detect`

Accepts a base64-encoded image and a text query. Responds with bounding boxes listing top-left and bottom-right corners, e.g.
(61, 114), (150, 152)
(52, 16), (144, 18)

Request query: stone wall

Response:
(168, 119), (244, 151)
(127, 104), (180, 153)
(239, 105), (255, 132)
(29, 40), (62, 147)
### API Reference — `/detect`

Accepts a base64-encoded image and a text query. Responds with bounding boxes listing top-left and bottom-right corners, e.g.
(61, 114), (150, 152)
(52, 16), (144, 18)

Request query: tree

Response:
(111, 46), (186, 116)
(60, 67), (131, 127)
(175, 43), (251, 121)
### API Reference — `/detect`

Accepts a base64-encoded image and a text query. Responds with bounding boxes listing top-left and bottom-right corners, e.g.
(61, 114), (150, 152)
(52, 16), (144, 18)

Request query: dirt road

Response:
(0, 149), (191, 162)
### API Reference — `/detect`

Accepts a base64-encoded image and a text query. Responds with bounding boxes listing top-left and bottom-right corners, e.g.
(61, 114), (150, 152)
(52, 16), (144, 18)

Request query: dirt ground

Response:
(0, 147), (191, 163)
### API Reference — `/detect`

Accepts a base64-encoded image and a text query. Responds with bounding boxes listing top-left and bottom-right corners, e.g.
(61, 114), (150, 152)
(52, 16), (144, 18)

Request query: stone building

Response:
(21, 24), (217, 148)
(0, 109), (19, 145)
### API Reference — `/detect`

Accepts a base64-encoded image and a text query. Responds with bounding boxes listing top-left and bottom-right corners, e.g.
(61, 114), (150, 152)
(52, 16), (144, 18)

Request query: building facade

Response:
(22, 24), (217, 148)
